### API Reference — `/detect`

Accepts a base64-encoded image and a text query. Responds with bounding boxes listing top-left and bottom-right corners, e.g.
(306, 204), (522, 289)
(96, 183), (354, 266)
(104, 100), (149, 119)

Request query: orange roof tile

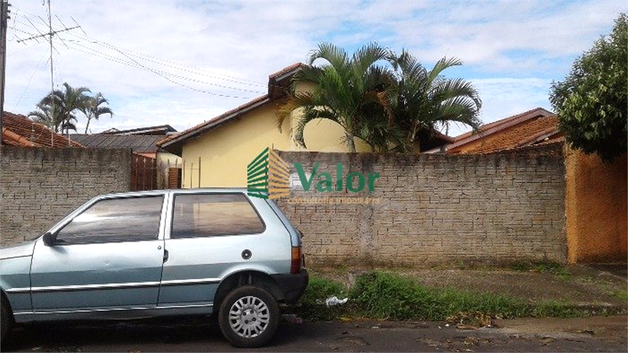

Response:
(447, 108), (562, 154)
(461, 115), (560, 154)
(2, 112), (84, 148)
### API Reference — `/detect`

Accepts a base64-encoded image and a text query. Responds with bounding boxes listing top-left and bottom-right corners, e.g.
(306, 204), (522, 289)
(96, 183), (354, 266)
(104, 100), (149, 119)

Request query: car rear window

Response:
(171, 193), (265, 239)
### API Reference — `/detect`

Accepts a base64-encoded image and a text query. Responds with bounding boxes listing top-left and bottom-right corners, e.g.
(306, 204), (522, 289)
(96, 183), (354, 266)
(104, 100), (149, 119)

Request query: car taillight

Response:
(291, 246), (302, 274)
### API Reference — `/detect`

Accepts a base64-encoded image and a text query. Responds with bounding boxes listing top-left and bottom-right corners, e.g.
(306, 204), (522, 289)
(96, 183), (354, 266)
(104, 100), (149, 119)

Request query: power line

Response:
(8, 8), (269, 101)
(65, 31), (266, 88)
(12, 8), (267, 89)
(64, 40), (264, 95)
(12, 51), (47, 109)
(65, 41), (255, 99)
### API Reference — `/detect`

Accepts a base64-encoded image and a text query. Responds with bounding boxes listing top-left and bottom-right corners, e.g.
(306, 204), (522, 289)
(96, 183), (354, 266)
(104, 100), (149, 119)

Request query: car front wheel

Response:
(218, 285), (280, 348)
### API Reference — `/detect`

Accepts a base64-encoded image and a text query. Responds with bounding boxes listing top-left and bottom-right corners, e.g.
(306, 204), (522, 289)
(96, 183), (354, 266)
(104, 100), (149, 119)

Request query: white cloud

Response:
(4, 0), (625, 134)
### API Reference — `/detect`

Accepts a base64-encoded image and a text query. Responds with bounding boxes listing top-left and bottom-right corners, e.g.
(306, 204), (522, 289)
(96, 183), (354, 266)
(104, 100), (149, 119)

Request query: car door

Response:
(158, 192), (268, 306)
(30, 194), (167, 312)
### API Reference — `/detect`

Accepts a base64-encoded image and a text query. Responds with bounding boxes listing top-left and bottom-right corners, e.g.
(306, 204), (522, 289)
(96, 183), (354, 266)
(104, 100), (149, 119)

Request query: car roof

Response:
(99, 188), (249, 198)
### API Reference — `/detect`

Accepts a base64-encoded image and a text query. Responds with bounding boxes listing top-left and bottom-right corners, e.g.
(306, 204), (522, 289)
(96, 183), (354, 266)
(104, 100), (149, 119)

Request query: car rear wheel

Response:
(1, 295), (13, 343)
(218, 285), (280, 348)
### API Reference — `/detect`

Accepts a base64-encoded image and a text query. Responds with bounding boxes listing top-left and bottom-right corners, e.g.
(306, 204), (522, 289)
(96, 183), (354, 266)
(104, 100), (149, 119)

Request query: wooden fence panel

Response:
(131, 154), (157, 191)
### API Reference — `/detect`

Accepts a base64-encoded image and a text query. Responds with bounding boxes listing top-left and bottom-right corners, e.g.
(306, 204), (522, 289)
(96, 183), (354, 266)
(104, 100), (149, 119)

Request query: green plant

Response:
(533, 261), (572, 279)
(510, 261), (531, 272)
(292, 272), (619, 323)
(349, 272), (530, 321)
(291, 276), (352, 321)
(612, 290), (628, 301)
(550, 13), (627, 162)
(300, 277), (347, 305)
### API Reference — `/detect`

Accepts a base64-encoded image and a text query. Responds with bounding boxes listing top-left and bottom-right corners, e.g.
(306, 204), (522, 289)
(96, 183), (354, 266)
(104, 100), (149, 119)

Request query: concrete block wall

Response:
(277, 144), (566, 267)
(1, 147), (132, 246)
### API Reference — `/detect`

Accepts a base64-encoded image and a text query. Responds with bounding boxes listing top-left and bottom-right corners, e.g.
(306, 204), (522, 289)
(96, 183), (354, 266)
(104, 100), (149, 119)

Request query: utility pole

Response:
(0, 0), (9, 146)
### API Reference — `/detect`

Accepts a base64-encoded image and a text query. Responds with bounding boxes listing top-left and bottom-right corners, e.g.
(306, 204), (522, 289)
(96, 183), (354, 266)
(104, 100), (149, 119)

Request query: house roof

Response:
(158, 63), (304, 155)
(446, 107), (563, 154)
(158, 62), (455, 155)
(1, 112), (84, 148)
(71, 134), (164, 154)
(102, 124), (177, 136)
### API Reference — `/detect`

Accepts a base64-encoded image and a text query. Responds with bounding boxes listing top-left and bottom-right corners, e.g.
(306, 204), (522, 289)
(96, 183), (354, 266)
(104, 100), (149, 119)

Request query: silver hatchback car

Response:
(0, 188), (308, 348)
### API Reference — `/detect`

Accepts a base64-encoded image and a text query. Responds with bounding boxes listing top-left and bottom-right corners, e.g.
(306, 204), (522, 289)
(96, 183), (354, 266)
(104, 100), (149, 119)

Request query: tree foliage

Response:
(276, 42), (392, 152)
(81, 92), (113, 134)
(550, 13), (627, 162)
(277, 42), (482, 153)
(29, 83), (113, 135)
(386, 51), (481, 152)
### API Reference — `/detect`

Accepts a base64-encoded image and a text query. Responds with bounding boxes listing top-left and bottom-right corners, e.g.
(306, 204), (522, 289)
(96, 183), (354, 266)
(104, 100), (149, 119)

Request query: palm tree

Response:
(81, 93), (113, 133)
(30, 82), (91, 134)
(276, 42), (392, 152)
(28, 101), (65, 132)
(386, 51), (482, 152)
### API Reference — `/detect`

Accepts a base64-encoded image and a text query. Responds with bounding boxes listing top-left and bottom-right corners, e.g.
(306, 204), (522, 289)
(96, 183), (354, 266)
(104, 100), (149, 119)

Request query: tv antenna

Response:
(16, 0), (83, 146)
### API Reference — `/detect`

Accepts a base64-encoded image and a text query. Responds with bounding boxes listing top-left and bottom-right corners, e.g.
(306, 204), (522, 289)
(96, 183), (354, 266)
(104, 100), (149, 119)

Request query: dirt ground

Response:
(316, 263), (628, 308)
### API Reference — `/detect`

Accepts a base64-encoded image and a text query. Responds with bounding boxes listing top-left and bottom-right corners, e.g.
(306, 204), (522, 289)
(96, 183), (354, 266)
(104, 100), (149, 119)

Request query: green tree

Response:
(29, 82), (91, 134)
(276, 42), (391, 152)
(28, 101), (66, 132)
(386, 51), (482, 152)
(81, 92), (113, 134)
(550, 13), (627, 162)
(277, 43), (482, 153)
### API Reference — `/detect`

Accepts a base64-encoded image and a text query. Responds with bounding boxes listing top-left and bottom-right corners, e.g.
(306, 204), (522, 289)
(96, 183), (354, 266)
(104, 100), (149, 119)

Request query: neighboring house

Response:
(158, 63), (451, 187)
(439, 107), (563, 154)
(441, 107), (626, 264)
(72, 125), (182, 189)
(71, 134), (165, 158)
(101, 125), (177, 136)
(1, 112), (84, 148)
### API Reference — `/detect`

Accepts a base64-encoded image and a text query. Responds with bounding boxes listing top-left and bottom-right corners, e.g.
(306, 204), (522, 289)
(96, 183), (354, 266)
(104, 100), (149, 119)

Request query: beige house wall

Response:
(180, 101), (370, 188)
(565, 147), (627, 263)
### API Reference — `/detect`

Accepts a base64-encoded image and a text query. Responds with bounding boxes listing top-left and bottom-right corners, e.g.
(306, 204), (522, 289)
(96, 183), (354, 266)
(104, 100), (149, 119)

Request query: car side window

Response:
(55, 196), (164, 244)
(171, 193), (265, 239)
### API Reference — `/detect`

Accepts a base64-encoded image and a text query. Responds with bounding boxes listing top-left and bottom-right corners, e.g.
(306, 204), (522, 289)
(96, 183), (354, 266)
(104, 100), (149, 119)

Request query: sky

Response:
(4, 0), (626, 137)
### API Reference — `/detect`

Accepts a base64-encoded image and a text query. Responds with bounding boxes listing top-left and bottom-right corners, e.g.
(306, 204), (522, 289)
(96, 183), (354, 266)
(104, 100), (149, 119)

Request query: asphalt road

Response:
(2, 315), (627, 352)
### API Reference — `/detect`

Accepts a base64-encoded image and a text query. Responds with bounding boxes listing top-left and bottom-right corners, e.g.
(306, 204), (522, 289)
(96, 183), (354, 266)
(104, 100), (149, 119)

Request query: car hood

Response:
(0, 240), (36, 260)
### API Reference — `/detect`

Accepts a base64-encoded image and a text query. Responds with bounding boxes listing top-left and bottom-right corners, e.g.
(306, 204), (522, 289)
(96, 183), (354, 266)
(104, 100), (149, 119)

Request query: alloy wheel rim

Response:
(228, 295), (270, 338)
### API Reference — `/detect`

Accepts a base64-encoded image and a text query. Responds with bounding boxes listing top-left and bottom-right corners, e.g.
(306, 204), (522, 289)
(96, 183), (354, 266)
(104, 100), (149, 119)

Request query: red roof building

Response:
(444, 107), (564, 154)
(1, 112), (83, 148)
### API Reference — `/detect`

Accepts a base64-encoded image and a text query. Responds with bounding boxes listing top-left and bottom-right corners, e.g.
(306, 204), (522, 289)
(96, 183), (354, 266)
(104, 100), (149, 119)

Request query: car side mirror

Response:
(42, 232), (55, 246)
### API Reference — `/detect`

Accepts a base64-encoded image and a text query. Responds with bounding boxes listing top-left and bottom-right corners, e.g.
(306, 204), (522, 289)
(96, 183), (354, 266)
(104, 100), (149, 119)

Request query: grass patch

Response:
(350, 272), (529, 321)
(612, 290), (628, 301)
(293, 272), (617, 323)
(510, 261), (572, 279)
(300, 276), (347, 305)
(289, 277), (352, 321)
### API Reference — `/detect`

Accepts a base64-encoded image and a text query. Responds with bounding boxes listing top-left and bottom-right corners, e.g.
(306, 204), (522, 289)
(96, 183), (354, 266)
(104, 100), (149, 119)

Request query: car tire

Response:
(218, 285), (280, 348)
(1, 295), (12, 343)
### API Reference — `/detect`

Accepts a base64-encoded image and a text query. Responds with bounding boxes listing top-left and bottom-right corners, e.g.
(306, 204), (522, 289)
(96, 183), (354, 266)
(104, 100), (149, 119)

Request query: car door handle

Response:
(163, 249), (169, 263)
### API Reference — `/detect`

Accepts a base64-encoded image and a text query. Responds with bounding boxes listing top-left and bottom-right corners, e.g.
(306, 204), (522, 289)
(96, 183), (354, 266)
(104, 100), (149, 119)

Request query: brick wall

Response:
(0, 147), (132, 246)
(277, 144), (566, 267)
